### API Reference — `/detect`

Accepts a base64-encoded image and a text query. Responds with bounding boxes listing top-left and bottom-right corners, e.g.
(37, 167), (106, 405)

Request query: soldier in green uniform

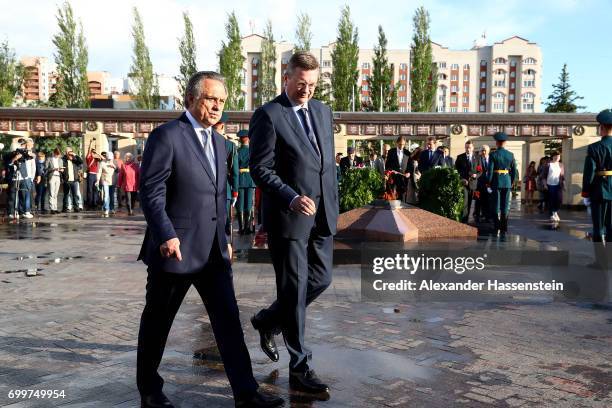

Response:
(237, 130), (256, 234)
(212, 113), (239, 250)
(486, 131), (517, 233)
(582, 109), (612, 269)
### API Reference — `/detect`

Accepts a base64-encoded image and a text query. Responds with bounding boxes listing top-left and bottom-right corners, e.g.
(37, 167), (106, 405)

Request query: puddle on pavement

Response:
(192, 342), (437, 388)
(253, 343), (436, 387)
(537, 223), (592, 240)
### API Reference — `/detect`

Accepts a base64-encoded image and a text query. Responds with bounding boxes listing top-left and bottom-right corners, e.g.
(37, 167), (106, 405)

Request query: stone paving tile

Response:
(0, 210), (611, 407)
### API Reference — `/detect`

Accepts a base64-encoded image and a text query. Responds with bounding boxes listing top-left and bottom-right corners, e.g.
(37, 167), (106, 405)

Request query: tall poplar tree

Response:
(369, 25), (398, 112)
(410, 6), (437, 112)
(256, 20), (277, 106)
(218, 11), (245, 110)
(0, 40), (24, 106)
(294, 12), (312, 52)
(51, 1), (89, 108)
(129, 7), (159, 109)
(330, 5), (359, 111)
(176, 11), (197, 107)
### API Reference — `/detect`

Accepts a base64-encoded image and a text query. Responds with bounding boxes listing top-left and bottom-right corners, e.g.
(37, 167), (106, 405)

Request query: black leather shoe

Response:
(235, 390), (284, 407)
(251, 315), (279, 362)
(141, 392), (174, 408)
(289, 369), (330, 394)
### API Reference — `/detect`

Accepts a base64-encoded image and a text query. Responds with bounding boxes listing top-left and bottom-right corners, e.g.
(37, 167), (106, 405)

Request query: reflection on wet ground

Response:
(0, 205), (611, 407)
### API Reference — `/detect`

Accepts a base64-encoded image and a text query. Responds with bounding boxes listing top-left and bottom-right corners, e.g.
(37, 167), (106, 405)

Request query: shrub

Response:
(417, 167), (464, 221)
(339, 167), (384, 213)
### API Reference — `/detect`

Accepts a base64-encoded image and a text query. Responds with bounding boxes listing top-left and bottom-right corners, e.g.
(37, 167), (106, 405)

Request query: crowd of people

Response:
(1, 138), (142, 219)
(336, 135), (565, 224)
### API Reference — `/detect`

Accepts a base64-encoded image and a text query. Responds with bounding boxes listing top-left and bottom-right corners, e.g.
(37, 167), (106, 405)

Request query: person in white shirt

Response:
(545, 151), (565, 222)
(45, 147), (65, 214)
(96, 152), (117, 217)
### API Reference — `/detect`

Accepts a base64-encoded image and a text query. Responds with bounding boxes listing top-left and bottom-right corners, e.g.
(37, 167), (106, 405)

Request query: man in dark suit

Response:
(365, 152), (385, 177)
(455, 140), (482, 223)
(418, 136), (443, 173)
(475, 144), (492, 222)
(385, 136), (411, 198)
(441, 147), (454, 168)
(339, 146), (362, 175)
(249, 52), (338, 397)
(136, 71), (283, 408)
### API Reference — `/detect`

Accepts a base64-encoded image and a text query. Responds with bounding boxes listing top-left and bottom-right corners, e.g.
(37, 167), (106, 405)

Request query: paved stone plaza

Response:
(0, 204), (610, 407)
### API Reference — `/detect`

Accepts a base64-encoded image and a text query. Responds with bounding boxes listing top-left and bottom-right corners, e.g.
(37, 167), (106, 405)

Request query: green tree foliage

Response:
(294, 12), (312, 52)
(410, 6), (437, 112)
(339, 168), (385, 213)
(219, 11), (245, 110)
(368, 26), (398, 112)
(256, 20), (277, 107)
(545, 64), (584, 113)
(418, 167), (464, 221)
(176, 11), (197, 108)
(0, 40), (24, 107)
(331, 5), (359, 111)
(313, 76), (332, 105)
(129, 7), (160, 109)
(51, 1), (90, 108)
(35, 136), (82, 156)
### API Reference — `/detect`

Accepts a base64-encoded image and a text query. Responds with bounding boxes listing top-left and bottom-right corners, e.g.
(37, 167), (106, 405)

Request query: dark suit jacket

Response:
(477, 155), (490, 189)
(339, 155), (363, 174)
(418, 149), (443, 173)
(385, 148), (410, 174)
(249, 93), (338, 240)
(138, 113), (229, 274)
(441, 156), (454, 168)
(365, 158), (385, 177)
(455, 153), (482, 190)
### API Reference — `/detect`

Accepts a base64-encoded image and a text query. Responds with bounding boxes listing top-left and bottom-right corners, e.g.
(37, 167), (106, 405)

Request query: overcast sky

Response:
(0, 0), (609, 111)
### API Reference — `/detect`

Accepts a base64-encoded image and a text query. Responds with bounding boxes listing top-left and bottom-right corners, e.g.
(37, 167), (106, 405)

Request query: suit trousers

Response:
(462, 187), (475, 222)
(257, 224), (333, 372)
(48, 175), (62, 211)
(136, 236), (258, 399)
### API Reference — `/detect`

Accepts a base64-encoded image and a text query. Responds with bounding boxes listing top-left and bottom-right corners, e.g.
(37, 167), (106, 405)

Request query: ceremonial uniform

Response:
(237, 130), (256, 234)
(225, 139), (239, 239)
(487, 132), (517, 232)
(213, 112), (240, 243)
(582, 110), (612, 245)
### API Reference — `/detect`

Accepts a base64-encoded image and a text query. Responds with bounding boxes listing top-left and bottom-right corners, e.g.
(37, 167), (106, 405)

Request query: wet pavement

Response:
(0, 203), (611, 407)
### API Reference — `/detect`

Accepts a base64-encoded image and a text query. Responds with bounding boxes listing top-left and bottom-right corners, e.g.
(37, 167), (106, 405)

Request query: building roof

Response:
(495, 36), (537, 45)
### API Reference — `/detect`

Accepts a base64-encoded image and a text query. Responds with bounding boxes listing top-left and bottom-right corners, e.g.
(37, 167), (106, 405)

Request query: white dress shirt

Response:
(185, 110), (216, 179)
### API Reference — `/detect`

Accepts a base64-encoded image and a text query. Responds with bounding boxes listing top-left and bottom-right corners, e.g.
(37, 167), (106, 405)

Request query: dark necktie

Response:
(297, 108), (321, 158)
(428, 150), (433, 162)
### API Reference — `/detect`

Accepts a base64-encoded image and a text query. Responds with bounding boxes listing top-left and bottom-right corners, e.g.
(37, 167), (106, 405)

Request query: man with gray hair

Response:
(249, 51), (338, 398)
(136, 71), (283, 408)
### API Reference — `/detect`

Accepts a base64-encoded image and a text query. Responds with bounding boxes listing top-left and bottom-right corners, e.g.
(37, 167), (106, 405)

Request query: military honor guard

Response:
(237, 130), (257, 235)
(582, 109), (612, 270)
(212, 112), (239, 256)
(486, 131), (517, 233)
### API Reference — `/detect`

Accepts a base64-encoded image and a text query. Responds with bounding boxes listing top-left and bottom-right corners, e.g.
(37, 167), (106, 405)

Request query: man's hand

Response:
(35, 176), (41, 184)
(231, 196), (237, 207)
(227, 244), (233, 262)
(404, 172), (411, 178)
(12, 153), (22, 163)
(290, 195), (316, 216)
(160, 238), (182, 261)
